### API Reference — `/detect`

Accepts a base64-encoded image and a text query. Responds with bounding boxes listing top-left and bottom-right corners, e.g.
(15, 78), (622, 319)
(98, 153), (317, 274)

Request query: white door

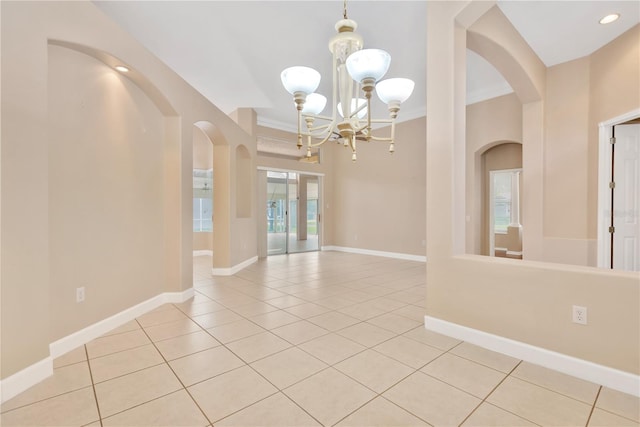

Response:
(613, 124), (640, 271)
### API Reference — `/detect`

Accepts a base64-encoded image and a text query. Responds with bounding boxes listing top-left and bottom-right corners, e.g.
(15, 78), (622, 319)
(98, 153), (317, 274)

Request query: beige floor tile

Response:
(338, 301), (390, 321)
(335, 396), (429, 427)
(462, 402), (537, 426)
(206, 318), (265, 344)
(1, 361), (92, 412)
(487, 376), (592, 426)
(307, 311), (361, 331)
(0, 387), (99, 427)
(314, 295), (359, 310)
(337, 322), (397, 347)
(191, 309), (243, 329)
(90, 344), (164, 383)
(596, 387), (640, 422)
(589, 408), (640, 426)
(143, 318), (202, 342)
(335, 350), (414, 393)
(94, 363), (182, 417)
(226, 331), (292, 363)
(249, 310), (301, 329)
(137, 306), (188, 327)
(271, 320), (329, 345)
(176, 300), (226, 317)
(402, 326), (462, 350)
(216, 392), (321, 426)
(298, 333), (367, 365)
(231, 301), (279, 317)
(391, 304), (426, 321)
(283, 368), (376, 427)
(188, 365), (278, 422)
(251, 347), (328, 389)
(284, 302), (331, 318)
(214, 293), (259, 308)
(264, 295), (308, 309)
(421, 353), (507, 398)
(99, 320), (142, 337)
(513, 362), (600, 404)
(102, 389), (209, 426)
(383, 371), (480, 426)
(367, 312), (422, 334)
(154, 330), (220, 361)
(450, 342), (520, 373)
(53, 346), (87, 368)
(86, 329), (151, 359)
(169, 345), (245, 386)
(373, 335), (443, 369)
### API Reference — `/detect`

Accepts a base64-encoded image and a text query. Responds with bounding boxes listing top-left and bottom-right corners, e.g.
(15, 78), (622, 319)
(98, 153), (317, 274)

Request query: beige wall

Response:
(426, 2), (639, 377)
(330, 117), (427, 257)
(1, 1), (256, 379)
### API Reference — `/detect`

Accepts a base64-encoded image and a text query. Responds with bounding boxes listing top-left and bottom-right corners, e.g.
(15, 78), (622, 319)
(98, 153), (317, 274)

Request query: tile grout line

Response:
(585, 386), (602, 427)
(456, 359), (542, 427)
(132, 318), (216, 427)
(84, 344), (105, 427)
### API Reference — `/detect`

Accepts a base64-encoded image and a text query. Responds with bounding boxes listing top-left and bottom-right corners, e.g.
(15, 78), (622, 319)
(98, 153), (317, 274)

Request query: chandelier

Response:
(280, 2), (414, 162)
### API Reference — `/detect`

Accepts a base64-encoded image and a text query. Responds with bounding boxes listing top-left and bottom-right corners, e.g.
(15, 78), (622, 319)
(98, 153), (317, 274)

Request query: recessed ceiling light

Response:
(115, 65), (129, 73)
(599, 13), (620, 25)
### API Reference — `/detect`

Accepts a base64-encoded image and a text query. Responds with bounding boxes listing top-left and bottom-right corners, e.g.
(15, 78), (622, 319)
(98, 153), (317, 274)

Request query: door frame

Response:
(597, 108), (640, 269)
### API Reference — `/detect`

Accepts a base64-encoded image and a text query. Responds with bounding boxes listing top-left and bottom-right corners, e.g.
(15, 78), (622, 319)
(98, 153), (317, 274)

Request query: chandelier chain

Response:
(343, 0), (348, 19)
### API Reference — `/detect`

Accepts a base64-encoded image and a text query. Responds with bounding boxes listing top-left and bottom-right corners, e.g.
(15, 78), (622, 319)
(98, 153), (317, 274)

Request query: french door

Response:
(266, 170), (320, 255)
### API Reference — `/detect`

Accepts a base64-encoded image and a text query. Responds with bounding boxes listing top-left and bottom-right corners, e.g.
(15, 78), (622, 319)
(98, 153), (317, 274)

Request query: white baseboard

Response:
(424, 315), (640, 397)
(0, 357), (53, 405)
(193, 250), (213, 257)
(211, 256), (258, 276)
(322, 245), (426, 262)
(0, 287), (195, 404)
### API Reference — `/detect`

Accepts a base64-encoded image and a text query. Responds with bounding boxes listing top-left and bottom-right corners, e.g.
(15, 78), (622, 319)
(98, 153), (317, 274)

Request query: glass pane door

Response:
(288, 174), (320, 253)
(266, 171), (320, 255)
(266, 171), (288, 255)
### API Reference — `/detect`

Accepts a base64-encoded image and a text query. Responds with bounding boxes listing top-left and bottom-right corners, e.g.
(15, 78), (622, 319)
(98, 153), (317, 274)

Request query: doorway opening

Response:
(598, 110), (640, 271)
(266, 170), (320, 255)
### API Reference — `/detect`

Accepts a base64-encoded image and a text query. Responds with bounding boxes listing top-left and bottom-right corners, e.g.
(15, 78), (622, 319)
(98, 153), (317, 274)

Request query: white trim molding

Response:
(597, 108), (640, 269)
(211, 256), (258, 276)
(424, 315), (640, 397)
(0, 288), (195, 404)
(0, 357), (53, 405)
(322, 245), (426, 263)
(193, 250), (213, 257)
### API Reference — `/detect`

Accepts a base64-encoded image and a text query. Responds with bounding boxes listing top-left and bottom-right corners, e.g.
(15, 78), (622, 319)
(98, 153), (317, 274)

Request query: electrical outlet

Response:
(572, 305), (587, 325)
(76, 287), (85, 303)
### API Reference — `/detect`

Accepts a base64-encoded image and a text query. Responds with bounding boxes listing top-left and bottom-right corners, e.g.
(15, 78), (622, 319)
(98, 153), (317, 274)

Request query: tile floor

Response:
(1, 252), (639, 426)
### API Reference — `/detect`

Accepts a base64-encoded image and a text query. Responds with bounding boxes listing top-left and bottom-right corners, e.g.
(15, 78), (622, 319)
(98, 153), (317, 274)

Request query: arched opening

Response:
(194, 121), (231, 275)
(192, 126), (213, 263)
(480, 142), (523, 258)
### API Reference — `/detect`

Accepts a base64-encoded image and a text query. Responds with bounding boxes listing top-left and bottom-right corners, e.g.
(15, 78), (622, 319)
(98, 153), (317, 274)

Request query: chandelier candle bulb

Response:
(280, 2), (414, 161)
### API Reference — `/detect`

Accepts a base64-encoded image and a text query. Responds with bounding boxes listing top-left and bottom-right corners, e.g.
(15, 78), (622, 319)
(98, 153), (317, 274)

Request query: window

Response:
(493, 171), (513, 234)
(193, 169), (213, 232)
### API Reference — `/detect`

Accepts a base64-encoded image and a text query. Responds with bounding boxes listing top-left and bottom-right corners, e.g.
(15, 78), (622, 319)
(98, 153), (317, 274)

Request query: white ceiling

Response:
(94, 1), (639, 134)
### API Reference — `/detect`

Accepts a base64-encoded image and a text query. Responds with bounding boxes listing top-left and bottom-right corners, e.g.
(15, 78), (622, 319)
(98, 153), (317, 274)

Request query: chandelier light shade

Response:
(280, 66), (321, 96)
(376, 78), (415, 104)
(302, 93), (327, 115)
(281, 1), (414, 161)
(345, 49), (391, 83)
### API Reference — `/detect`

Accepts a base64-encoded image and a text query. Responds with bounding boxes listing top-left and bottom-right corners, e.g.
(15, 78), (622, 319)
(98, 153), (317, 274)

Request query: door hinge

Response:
(609, 226), (615, 233)
(318, 214), (321, 222)
(610, 137), (616, 144)
(609, 181), (616, 189)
